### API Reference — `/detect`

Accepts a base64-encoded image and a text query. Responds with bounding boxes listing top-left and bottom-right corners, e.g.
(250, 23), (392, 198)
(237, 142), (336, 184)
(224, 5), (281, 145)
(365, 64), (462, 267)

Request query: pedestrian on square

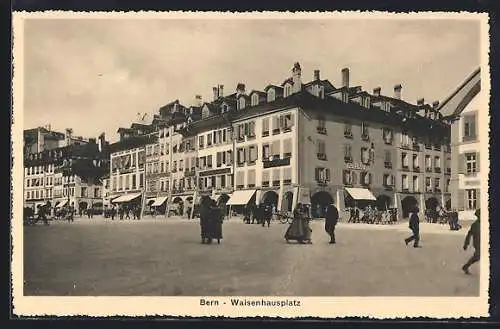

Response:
(284, 203), (311, 244)
(125, 207), (130, 220)
(325, 202), (339, 244)
(119, 206), (124, 220)
(199, 197), (211, 244)
(209, 200), (223, 244)
(111, 206), (116, 220)
(404, 206), (421, 248)
(262, 203), (272, 228)
(462, 209), (481, 275)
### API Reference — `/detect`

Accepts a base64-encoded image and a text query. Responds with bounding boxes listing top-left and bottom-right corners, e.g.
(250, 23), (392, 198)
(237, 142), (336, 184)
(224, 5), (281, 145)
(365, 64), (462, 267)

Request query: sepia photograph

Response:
(11, 11), (490, 318)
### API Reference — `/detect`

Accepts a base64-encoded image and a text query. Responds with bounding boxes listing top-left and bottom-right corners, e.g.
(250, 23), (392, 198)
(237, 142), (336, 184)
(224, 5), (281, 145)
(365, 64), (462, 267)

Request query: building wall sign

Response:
(346, 163), (367, 171)
(263, 157), (291, 169)
(199, 168), (231, 177)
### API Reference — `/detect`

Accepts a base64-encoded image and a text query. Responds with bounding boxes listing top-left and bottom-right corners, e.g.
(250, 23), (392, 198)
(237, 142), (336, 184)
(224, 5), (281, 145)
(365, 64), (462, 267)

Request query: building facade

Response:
(23, 131), (109, 215)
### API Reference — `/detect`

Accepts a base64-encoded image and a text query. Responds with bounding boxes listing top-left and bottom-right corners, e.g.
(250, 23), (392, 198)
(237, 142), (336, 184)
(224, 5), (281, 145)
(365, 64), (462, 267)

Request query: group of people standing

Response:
(199, 198), (223, 244)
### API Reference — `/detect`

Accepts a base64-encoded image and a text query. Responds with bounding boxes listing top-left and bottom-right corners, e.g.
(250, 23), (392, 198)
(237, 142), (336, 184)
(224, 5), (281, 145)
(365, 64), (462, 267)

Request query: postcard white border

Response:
(11, 11), (490, 318)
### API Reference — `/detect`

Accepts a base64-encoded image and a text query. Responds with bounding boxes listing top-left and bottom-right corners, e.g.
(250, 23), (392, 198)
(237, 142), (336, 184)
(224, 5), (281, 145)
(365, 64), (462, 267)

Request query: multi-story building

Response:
(108, 123), (153, 209)
(187, 63), (452, 219)
(23, 130), (109, 214)
(439, 68), (482, 219)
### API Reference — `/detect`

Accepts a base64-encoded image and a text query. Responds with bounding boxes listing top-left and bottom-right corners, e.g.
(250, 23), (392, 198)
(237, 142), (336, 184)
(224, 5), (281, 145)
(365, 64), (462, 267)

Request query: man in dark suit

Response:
(325, 202), (339, 244)
(404, 206), (421, 248)
(462, 209), (481, 275)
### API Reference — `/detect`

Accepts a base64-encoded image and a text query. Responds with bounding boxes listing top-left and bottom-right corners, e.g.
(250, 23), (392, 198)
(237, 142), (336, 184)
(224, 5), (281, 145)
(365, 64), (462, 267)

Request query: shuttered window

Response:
(283, 139), (292, 157)
(247, 170), (256, 187)
(236, 171), (245, 188)
(283, 167), (292, 185)
(271, 140), (281, 158)
(272, 169), (280, 186)
(262, 170), (270, 187)
(262, 118), (270, 136)
(248, 145), (258, 164)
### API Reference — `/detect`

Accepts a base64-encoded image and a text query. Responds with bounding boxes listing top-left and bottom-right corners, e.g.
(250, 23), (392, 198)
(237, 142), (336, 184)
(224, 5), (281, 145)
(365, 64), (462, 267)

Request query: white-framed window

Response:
(466, 189), (477, 210)
(284, 84), (292, 97)
(434, 156), (441, 169)
(251, 93), (259, 107)
(267, 88), (275, 102)
(434, 178), (441, 191)
(402, 152), (409, 167)
(465, 153), (477, 174)
(425, 177), (432, 192)
(402, 174), (409, 190)
(412, 176), (419, 192)
(238, 97), (246, 110)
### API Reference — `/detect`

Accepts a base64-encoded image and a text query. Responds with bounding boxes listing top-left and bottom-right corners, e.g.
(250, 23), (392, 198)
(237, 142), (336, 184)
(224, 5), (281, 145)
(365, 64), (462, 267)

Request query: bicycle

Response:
(274, 211), (293, 224)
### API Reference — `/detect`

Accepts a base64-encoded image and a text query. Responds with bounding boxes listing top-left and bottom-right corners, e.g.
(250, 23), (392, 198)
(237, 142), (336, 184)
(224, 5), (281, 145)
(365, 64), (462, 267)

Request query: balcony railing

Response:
(412, 144), (420, 151)
(462, 135), (477, 143)
(384, 161), (393, 169)
(344, 131), (353, 139)
(446, 168), (451, 174)
(401, 165), (409, 171)
(425, 167), (433, 173)
(344, 156), (353, 163)
(413, 166), (420, 172)
(435, 167), (442, 173)
(361, 134), (370, 141)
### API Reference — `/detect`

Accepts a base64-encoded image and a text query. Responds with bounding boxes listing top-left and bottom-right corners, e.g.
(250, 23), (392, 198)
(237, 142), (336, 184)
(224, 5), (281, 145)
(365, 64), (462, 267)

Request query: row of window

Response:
(25, 189), (53, 200)
(199, 128), (232, 149)
(25, 164), (55, 176)
(25, 175), (78, 187)
(235, 167), (293, 189)
(401, 153), (444, 171)
(111, 173), (144, 192)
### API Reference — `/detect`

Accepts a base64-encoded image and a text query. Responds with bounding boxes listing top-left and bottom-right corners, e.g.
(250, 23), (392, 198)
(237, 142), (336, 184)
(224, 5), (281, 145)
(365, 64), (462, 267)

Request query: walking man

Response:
(404, 206), (421, 248)
(462, 209), (481, 275)
(325, 202), (339, 244)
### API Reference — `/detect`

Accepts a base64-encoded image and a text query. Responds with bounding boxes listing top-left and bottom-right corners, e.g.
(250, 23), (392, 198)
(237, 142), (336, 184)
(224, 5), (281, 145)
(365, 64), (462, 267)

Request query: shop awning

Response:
(226, 190), (256, 206)
(111, 192), (142, 203)
(146, 198), (156, 205)
(56, 200), (68, 208)
(152, 196), (169, 207)
(345, 188), (376, 201)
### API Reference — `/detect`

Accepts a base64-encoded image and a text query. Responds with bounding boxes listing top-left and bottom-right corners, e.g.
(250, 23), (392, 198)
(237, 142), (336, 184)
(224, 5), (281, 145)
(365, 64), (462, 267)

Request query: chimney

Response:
(341, 68), (349, 88)
(394, 84), (402, 100)
(292, 62), (302, 93)
(236, 83), (246, 96)
(314, 70), (320, 81)
(432, 100), (440, 109)
(218, 84), (224, 98)
(212, 87), (218, 101)
(373, 87), (381, 96)
(98, 133), (105, 152)
(195, 95), (202, 107)
(417, 98), (425, 106)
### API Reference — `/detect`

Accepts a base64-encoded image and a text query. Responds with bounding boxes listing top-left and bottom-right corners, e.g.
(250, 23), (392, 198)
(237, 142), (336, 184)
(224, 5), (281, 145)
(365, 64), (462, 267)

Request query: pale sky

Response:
(23, 17), (481, 142)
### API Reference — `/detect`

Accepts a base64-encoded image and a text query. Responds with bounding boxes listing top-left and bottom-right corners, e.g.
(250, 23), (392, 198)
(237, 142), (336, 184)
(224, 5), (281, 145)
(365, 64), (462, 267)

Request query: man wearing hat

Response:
(404, 206), (421, 248)
(325, 201), (339, 244)
(462, 208), (481, 275)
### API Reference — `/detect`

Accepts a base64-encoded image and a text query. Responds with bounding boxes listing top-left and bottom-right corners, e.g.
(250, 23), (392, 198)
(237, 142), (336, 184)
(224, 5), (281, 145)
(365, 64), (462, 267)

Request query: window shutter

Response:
(476, 152), (480, 171)
(279, 115), (284, 128)
(326, 168), (331, 182)
(458, 154), (465, 174)
(263, 118), (269, 132)
(476, 188), (480, 209)
(457, 190), (465, 210)
(352, 172), (357, 185)
(217, 152), (222, 167)
(290, 113), (295, 127)
(315, 168), (320, 181)
(244, 123), (249, 136)
(243, 148), (247, 163)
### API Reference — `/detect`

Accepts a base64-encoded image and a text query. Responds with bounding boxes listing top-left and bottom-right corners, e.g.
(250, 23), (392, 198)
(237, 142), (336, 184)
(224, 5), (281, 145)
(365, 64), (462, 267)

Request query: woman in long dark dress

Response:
(199, 198), (211, 244)
(285, 203), (310, 244)
(209, 200), (223, 244)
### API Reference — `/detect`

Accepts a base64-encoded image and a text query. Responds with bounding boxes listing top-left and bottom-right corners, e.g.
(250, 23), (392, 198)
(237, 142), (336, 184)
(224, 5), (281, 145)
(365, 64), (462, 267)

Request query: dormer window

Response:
(267, 88), (276, 102)
(251, 93), (259, 107)
(284, 84), (292, 97)
(238, 97), (246, 110)
(221, 104), (228, 113)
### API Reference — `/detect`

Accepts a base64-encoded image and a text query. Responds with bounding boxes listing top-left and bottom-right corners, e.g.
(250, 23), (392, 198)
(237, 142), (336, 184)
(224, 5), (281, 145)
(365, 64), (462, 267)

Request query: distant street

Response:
(24, 217), (479, 296)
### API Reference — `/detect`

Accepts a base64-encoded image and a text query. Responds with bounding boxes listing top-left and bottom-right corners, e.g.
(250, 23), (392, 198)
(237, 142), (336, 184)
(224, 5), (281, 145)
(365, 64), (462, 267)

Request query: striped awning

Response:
(151, 196), (169, 207)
